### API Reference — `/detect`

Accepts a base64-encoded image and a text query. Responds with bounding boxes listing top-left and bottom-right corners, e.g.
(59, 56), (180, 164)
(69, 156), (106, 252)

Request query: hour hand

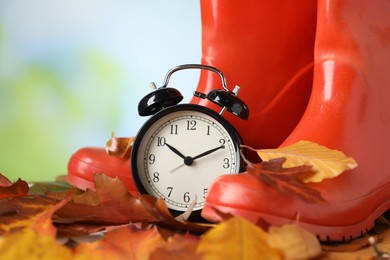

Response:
(165, 143), (186, 159)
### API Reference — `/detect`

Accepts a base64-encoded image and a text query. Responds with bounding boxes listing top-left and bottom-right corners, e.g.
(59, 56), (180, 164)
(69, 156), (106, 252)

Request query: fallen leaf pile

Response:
(0, 140), (389, 259)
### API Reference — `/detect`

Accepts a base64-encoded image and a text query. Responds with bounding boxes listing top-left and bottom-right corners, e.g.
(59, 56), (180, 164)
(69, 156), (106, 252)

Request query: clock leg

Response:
(191, 0), (317, 149)
(202, 0), (390, 242)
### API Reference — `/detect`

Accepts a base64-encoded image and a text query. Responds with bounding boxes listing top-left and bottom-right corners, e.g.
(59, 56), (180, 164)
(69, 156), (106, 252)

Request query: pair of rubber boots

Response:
(68, 0), (390, 241)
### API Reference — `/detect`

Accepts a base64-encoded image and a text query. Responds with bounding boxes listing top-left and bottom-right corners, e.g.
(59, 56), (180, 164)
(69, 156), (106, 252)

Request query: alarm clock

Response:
(131, 64), (249, 216)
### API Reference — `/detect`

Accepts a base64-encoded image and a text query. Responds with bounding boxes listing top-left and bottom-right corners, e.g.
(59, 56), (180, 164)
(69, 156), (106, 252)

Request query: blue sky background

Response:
(0, 0), (201, 181)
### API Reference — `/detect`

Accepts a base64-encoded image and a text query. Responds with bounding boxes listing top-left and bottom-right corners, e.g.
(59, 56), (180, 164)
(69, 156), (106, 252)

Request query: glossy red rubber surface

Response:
(199, 0), (390, 241)
(67, 147), (138, 195)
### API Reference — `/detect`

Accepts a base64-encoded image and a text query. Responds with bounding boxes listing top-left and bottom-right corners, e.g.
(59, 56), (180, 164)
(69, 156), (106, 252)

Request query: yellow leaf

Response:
(257, 140), (358, 182)
(0, 229), (73, 260)
(196, 217), (282, 259)
(267, 224), (322, 260)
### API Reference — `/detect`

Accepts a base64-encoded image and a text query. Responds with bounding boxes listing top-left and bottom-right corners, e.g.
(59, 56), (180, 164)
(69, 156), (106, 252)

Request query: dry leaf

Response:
(0, 229), (74, 260)
(0, 174), (29, 199)
(53, 174), (211, 234)
(105, 132), (134, 159)
(150, 233), (201, 260)
(196, 217), (282, 259)
(74, 226), (166, 260)
(0, 174), (12, 186)
(0, 195), (60, 235)
(246, 158), (326, 204)
(267, 224), (322, 260)
(256, 140), (358, 182)
(54, 174), (159, 224)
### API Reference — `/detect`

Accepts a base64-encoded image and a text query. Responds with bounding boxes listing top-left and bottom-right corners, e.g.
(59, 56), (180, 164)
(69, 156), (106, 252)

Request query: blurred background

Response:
(0, 0), (201, 182)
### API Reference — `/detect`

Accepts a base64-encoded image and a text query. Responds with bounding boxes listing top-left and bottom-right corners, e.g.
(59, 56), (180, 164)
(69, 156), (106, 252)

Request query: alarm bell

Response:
(137, 64), (249, 120)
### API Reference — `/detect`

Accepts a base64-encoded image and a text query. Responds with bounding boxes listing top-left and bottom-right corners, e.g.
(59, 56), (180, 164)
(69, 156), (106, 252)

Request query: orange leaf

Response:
(54, 174), (159, 224)
(0, 195), (60, 235)
(150, 234), (201, 260)
(53, 174), (211, 234)
(105, 132), (134, 159)
(0, 174), (29, 199)
(74, 226), (166, 260)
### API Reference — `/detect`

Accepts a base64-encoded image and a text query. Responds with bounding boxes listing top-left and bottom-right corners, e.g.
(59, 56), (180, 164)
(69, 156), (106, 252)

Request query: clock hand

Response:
(165, 142), (186, 159)
(192, 145), (225, 161)
(169, 144), (225, 173)
(169, 163), (186, 173)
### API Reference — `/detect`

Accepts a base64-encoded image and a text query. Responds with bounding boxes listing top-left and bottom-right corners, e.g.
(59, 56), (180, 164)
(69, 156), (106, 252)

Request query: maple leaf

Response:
(196, 217), (283, 259)
(53, 174), (211, 234)
(0, 229), (74, 260)
(256, 140), (358, 182)
(0, 195), (60, 235)
(74, 226), (166, 260)
(149, 233), (201, 260)
(246, 157), (326, 204)
(105, 132), (134, 159)
(267, 224), (323, 260)
(0, 174), (29, 199)
(53, 174), (159, 224)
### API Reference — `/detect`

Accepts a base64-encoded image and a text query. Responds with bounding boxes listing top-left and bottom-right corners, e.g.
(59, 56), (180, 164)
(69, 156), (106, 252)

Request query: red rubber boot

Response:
(201, 0), (390, 241)
(67, 147), (139, 196)
(191, 0), (317, 149)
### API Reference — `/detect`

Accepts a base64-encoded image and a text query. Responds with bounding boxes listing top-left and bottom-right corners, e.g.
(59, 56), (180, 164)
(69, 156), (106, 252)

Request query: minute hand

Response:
(192, 145), (225, 161)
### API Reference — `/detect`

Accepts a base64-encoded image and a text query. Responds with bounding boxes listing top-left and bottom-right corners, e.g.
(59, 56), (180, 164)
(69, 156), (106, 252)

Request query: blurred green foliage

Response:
(0, 26), (124, 182)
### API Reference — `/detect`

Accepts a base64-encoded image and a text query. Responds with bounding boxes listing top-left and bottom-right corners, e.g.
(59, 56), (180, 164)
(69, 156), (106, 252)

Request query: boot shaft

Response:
(194, 0), (317, 148)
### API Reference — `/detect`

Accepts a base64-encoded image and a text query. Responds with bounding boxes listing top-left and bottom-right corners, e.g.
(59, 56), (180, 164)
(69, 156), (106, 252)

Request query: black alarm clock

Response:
(131, 64), (249, 216)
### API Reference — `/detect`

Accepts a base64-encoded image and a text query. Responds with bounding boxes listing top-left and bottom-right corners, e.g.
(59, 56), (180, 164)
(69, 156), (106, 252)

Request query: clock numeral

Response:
(183, 192), (190, 203)
(219, 139), (226, 147)
(148, 154), (156, 164)
(186, 120), (197, 130)
(157, 137), (166, 146)
(206, 125), (211, 135)
(203, 188), (208, 199)
(167, 187), (173, 197)
(223, 158), (230, 169)
(170, 124), (178, 135)
(153, 172), (160, 183)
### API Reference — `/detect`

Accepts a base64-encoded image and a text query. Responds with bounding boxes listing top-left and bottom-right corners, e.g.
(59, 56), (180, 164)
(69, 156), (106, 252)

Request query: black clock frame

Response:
(131, 103), (244, 217)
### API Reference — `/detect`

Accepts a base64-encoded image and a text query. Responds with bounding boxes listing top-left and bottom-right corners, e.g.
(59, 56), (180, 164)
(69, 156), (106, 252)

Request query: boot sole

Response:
(202, 181), (390, 242)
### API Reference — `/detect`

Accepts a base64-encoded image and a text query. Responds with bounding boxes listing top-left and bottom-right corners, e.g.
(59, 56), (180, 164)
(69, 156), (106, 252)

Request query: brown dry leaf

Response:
(150, 233), (201, 260)
(105, 132), (134, 159)
(196, 217), (283, 259)
(0, 174), (29, 199)
(247, 158), (326, 204)
(256, 140), (358, 182)
(54, 174), (159, 224)
(0, 194), (60, 235)
(74, 226), (166, 260)
(0, 229), (74, 260)
(267, 224), (322, 260)
(53, 174), (211, 234)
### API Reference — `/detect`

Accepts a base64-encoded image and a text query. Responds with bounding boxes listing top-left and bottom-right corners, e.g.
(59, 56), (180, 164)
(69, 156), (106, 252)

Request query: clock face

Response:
(131, 104), (242, 213)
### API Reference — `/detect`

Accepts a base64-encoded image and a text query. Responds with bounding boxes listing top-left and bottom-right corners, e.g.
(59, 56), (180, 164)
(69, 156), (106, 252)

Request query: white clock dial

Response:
(133, 106), (241, 212)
